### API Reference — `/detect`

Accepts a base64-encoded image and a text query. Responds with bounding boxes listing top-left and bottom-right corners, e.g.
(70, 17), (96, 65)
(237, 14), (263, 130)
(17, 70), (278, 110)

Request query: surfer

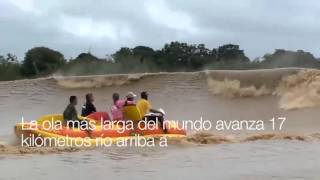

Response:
(81, 93), (96, 116)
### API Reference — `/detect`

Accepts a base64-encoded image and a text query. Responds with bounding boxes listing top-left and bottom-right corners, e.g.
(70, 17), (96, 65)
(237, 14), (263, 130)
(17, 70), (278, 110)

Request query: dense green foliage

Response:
(60, 53), (122, 75)
(0, 63), (22, 81)
(0, 54), (22, 81)
(21, 47), (65, 76)
(111, 42), (250, 72)
(260, 49), (320, 68)
(0, 42), (319, 80)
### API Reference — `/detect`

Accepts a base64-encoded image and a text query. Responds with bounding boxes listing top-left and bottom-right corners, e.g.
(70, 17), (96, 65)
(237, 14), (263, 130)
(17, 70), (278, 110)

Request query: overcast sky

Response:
(1, 0), (320, 59)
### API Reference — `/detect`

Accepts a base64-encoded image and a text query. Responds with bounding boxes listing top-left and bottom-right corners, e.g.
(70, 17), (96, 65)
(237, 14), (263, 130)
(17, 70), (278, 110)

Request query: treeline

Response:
(1, 41), (320, 81)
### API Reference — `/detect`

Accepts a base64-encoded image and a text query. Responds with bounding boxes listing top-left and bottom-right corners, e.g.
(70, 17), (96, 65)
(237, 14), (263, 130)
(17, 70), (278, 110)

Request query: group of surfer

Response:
(62, 91), (164, 129)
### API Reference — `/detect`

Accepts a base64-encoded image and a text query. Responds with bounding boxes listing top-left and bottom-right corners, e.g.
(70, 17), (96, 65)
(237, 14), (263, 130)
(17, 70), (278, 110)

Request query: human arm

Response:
(71, 106), (80, 121)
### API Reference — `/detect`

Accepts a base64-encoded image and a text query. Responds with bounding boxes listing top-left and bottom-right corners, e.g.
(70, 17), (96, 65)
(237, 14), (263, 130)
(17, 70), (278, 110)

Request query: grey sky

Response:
(0, 0), (319, 59)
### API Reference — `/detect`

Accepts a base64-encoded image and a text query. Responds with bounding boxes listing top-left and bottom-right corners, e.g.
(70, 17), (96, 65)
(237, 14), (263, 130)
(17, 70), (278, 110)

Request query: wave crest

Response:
(207, 68), (320, 110)
(54, 74), (144, 88)
(207, 78), (272, 97)
(275, 69), (320, 110)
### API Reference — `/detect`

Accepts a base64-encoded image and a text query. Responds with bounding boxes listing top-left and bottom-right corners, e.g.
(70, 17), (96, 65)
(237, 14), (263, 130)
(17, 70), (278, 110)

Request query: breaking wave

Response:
(275, 69), (320, 110)
(54, 73), (146, 88)
(207, 78), (272, 97)
(52, 68), (320, 110)
(206, 68), (320, 110)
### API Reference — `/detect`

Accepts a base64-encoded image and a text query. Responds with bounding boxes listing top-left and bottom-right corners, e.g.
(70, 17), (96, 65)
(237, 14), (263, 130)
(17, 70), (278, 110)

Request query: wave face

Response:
(275, 69), (320, 110)
(54, 73), (145, 88)
(207, 68), (320, 110)
(54, 68), (320, 110)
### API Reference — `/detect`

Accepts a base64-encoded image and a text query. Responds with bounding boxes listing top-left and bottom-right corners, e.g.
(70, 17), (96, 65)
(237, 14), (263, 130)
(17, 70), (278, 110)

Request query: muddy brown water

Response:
(0, 68), (319, 180)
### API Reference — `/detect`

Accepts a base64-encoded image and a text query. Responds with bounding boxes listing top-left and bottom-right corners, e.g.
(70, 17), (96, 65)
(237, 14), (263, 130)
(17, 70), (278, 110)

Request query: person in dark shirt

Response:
(63, 96), (93, 133)
(63, 96), (81, 127)
(81, 93), (96, 117)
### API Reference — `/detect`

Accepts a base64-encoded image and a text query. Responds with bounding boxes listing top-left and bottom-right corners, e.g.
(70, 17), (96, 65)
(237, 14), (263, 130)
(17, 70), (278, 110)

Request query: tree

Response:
(75, 52), (99, 61)
(188, 44), (214, 69)
(22, 47), (65, 76)
(0, 55), (5, 64)
(113, 47), (132, 63)
(132, 46), (154, 57)
(0, 54), (21, 80)
(158, 41), (194, 71)
(261, 49), (320, 68)
(217, 44), (249, 62)
(6, 53), (18, 63)
(0, 54), (18, 64)
(159, 41), (219, 70)
(132, 46), (155, 63)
